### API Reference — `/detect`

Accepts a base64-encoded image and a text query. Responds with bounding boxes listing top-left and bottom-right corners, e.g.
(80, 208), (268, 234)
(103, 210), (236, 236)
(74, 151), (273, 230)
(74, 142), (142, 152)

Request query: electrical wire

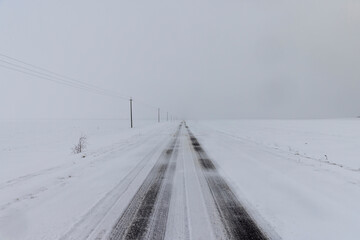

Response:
(0, 63), (131, 100)
(0, 52), (175, 118)
(0, 53), (130, 100)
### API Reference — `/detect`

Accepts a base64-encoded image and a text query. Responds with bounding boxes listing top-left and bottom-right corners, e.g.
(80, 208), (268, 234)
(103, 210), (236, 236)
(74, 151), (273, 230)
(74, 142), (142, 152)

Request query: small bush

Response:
(72, 134), (87, 154)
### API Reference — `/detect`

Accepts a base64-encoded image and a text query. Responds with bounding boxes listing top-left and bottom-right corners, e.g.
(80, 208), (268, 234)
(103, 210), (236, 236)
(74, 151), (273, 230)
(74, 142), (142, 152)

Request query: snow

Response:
(0, 119), (156, 182)
(0, 119), (174, 239)
(165, 130), (219, 240)
(188, 119), (360, 240)
(1, 118), (360, 239)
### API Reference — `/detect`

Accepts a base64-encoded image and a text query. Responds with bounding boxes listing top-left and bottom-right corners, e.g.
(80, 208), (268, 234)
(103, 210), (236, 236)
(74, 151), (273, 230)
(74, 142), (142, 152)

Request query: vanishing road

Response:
(63, 122), (268, 240)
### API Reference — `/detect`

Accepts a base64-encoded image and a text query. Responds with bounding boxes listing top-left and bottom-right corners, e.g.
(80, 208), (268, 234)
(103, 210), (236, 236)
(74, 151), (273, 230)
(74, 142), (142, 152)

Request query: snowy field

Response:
(1, 118), (360, 239)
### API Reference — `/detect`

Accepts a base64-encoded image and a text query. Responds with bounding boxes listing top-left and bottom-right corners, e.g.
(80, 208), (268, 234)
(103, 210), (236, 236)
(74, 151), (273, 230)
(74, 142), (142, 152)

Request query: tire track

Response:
(145, 144), (178, 239)
(186, 124), (268, 240)
(108, 124), (182, 240)
(59, 133), (170, 240)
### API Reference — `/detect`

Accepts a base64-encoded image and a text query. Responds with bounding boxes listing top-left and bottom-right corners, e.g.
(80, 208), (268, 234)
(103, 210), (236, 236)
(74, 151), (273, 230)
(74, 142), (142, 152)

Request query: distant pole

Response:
(167, 112), (169, 122)
(158, 108), (160, 123)
(130, 98), (133, 128)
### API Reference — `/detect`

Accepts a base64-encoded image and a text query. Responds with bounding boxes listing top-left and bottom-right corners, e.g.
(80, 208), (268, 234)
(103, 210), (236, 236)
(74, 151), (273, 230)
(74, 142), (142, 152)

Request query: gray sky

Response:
(1, 0), (360, 120)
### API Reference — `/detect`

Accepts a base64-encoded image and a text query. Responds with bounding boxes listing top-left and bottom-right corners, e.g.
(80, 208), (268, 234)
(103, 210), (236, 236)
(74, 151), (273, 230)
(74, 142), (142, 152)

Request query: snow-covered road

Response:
(0, 121), (269, 240)
(2, 119), (360, 239)
(107, 122), (267, 240)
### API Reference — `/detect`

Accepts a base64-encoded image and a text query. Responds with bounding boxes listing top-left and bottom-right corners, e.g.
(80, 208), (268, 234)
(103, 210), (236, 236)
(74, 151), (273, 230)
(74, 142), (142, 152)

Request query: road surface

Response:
(63, 122), (268, 240)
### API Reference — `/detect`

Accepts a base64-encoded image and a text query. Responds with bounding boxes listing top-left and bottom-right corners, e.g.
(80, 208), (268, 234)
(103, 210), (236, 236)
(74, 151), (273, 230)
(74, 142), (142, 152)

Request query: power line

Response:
(0, 63), (129, 100)
(0, 53), (130, 100)
(0, 52), (179, 123)
(0, 52), (131, 99)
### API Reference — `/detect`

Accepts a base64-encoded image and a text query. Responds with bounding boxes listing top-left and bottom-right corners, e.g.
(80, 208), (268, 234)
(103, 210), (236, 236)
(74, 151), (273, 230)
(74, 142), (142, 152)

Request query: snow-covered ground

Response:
(189, 119), (360, 240)
(1, 118), (360, 239)
(0, 119), (175, 239)
(0, 119), (161, 183)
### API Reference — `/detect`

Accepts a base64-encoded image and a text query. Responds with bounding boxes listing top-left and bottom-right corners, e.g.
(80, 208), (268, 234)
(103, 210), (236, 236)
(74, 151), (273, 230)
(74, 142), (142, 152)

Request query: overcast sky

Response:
(0, 0), (360, 120)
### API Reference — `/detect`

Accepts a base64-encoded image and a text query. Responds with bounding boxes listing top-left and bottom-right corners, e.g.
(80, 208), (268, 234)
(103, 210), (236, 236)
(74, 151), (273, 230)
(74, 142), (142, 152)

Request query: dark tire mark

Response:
(198, 158), (216, 170)
(146, 159), (177, 239)
(59, 132), (173, 240)
(108, 124), (182, 240)
(186, 124), (268, 240)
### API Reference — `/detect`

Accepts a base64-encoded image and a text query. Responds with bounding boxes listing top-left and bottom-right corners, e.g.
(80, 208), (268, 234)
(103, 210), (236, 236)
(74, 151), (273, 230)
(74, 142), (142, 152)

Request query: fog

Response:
(1, 0), (359, 120)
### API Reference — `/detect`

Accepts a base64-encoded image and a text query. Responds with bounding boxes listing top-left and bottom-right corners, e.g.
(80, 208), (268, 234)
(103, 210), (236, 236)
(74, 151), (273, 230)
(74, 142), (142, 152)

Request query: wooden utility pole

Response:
(158, 108), (160, 123)
(167, 112), (169, 121)
(130, 98), (133, 128)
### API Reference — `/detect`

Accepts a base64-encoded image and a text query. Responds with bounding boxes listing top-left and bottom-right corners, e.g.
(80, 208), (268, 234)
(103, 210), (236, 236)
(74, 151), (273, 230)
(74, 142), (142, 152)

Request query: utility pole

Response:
(167, 112), (169, 122)
(158, 108), (160, 123)
(130, 98), (133, 128)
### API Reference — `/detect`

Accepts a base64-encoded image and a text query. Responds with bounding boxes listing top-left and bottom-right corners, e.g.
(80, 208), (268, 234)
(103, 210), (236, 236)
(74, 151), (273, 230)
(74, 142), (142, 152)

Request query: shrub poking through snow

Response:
(72, 134), (87, 154)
